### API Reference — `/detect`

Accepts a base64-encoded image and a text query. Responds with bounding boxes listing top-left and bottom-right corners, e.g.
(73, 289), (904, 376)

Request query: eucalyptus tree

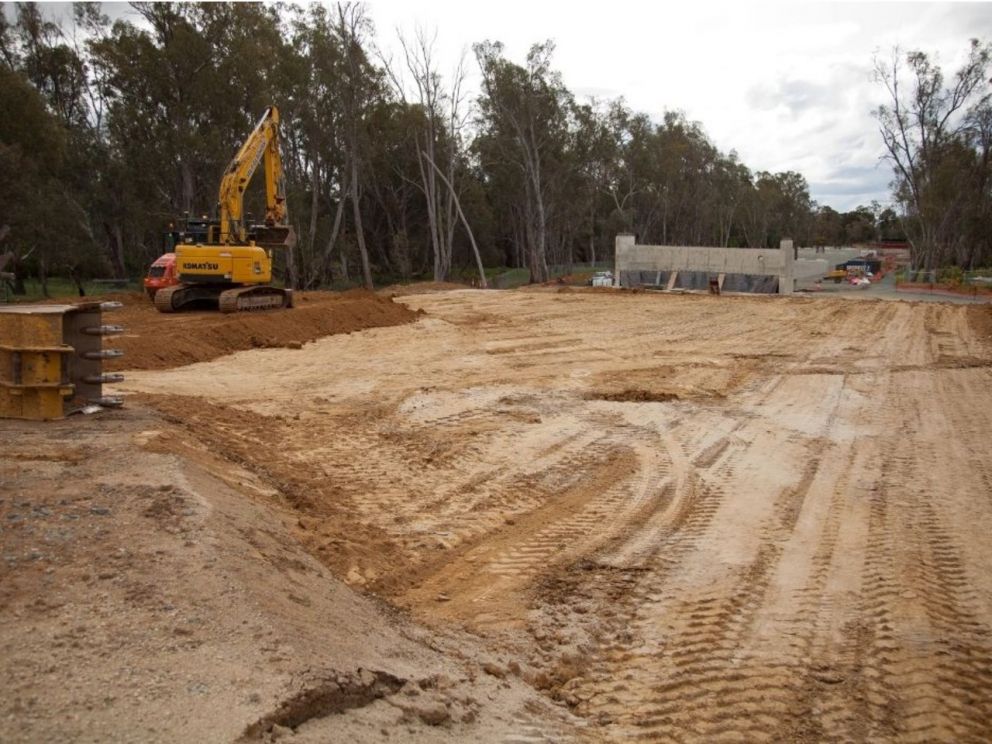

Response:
(329, 2), (382, 289)
(1, 4), (104, 284)
(708, 154), (751, 247)
(381, 28), (473, 282)
(874, 39), (992, 269)
(474, 40), (574, 282)
(287, 3), (351, 287)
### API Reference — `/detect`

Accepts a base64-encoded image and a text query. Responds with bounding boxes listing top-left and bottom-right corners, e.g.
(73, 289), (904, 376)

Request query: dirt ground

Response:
(4, 287), (992, 742)
(97, 289), (420, 371)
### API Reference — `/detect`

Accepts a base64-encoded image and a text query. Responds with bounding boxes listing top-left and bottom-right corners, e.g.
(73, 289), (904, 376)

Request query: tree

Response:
(1, 2), (839, 291)
(382, 28), (470, 282)
(475, 41), (573, 282)
(334, 2), (379, 290)
(874, 40), (992, 268)
(0, 65), (95, 295)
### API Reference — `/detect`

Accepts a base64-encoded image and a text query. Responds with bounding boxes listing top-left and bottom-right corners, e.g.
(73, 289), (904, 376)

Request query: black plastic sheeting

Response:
(620, 270), (779, 294)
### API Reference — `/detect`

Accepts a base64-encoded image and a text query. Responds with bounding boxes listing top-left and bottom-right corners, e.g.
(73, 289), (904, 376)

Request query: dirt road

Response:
(112, 288), (992, 741)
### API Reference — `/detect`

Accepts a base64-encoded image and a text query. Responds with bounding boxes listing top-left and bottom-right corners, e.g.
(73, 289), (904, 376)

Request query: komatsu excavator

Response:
(151, 106), (297, 313)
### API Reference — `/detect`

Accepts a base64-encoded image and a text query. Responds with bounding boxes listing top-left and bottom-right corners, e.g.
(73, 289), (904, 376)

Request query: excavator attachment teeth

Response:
(82, 324), (124, 336)
(81, 349), (125, 360)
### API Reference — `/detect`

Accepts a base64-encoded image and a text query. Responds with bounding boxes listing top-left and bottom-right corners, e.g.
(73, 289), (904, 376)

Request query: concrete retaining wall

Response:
(614, 234), (798, 294)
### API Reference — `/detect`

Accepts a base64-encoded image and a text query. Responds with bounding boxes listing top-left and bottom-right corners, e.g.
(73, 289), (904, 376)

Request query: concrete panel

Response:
(614, 234), (797, 294)
(794, 258), (829, 279)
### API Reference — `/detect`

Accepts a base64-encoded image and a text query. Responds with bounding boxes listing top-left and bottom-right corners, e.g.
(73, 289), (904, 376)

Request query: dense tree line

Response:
(0, 2), (936, 295)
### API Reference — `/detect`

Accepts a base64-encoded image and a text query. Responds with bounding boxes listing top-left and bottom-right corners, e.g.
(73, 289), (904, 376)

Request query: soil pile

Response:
(98, 290), (420, 371)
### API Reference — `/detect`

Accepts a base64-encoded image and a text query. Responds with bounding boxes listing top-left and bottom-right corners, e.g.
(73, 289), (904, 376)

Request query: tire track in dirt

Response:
(549, 318), (855, 740)
(403, 443), (635, 615)
(121, 290), (992, 741)
(402, 408), (685, 628)
(855, 373), (992, 743)
(617, 456), (823, 741)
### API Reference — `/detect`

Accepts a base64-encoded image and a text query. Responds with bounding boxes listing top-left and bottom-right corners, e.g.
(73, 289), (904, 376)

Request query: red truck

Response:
(143, 252), (179, 299)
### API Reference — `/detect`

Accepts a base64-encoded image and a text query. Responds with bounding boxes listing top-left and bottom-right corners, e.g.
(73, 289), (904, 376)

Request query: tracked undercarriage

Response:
(154, 284), (294, 313)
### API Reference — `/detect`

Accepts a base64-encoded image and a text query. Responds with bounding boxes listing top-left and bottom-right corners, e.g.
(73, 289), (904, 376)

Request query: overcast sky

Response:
(369, 1), (992, 212)
(25, 1), (992, 212)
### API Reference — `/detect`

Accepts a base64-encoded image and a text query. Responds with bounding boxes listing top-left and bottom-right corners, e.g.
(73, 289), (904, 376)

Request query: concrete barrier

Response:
(614, 234), (803, 294)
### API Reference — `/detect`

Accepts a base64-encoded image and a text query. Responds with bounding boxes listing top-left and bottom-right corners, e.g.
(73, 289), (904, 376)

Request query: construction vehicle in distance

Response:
(151, 106), (297, 313)
(143, 252), (177, 299)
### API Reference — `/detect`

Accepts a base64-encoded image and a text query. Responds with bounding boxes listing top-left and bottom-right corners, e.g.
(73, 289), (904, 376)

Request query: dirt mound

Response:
(99, 290), (420, 371)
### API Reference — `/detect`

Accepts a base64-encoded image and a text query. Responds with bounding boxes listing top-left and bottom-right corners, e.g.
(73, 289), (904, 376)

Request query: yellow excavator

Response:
(152, 106), (297, 313)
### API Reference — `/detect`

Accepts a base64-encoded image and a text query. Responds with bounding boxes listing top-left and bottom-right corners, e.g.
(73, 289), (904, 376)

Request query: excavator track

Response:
(218, 286), (293, 313)
(153, 285), (181, 313)
(154, 284), (292, 313)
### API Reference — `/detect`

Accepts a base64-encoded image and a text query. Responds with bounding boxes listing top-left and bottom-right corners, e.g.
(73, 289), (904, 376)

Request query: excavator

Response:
(150, 106), (297, 313)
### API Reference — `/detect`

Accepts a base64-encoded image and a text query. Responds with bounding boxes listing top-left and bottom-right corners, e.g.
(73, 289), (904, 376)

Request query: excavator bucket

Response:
(253, 225), (297, 251)
(0, 302), (124, 420)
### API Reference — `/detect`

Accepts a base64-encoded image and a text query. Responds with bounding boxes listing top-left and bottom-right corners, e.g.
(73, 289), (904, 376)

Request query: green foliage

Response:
(0, 65), (65, 171)
(4, 276), (138, 302)
(938, 265), (964, 285)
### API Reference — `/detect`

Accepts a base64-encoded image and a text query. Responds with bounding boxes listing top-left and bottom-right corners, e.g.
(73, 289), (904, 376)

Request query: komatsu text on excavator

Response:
(149, 106), (297, 313)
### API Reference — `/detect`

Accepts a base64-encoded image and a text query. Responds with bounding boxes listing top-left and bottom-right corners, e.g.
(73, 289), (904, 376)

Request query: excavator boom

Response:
(218, 106), (293, 247)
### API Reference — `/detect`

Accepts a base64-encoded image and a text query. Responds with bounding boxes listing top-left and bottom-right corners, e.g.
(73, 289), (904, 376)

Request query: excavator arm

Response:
(217, 106), (290, 245)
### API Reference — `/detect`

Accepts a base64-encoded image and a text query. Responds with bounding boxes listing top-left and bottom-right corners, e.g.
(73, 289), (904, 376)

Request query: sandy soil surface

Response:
(5, 287), (992, 741)
(0, 409), (574, 743)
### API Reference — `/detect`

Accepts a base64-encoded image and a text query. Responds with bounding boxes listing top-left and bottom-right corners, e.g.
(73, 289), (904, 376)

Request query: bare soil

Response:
(0, 409), (571, 743)
(4, 287), (992, 741)
(96, 289), (420, 371)
(379, 281), (474, 296)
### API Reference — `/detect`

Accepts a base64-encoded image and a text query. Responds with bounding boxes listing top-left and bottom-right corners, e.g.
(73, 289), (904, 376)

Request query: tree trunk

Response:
(180, 158), (195, 215)
(286, 226), (299, 290)
(103, 222), (127, 279)
(349, 153), (374, 290)
(421, 150), (487, 288)
(319, 176), (349, 287)
(39, 257), (49, 298)
(306, 161), (320, 271)
(68, 266), (86, 296)
(10, 250), (26, 295)
(340, 238), (350, 284)
(417, 134), (445, 283)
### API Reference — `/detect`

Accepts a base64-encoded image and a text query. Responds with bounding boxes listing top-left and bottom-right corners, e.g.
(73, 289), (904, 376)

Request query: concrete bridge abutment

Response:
(614, 234), (803, 294)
